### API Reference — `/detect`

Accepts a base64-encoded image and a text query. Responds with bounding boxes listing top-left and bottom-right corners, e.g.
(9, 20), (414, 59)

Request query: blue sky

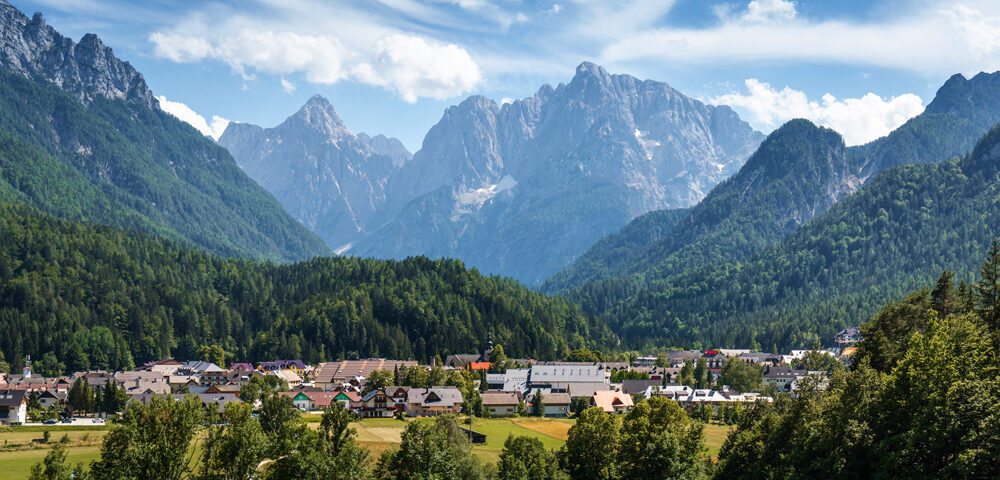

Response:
(13, 0), (1000, 151)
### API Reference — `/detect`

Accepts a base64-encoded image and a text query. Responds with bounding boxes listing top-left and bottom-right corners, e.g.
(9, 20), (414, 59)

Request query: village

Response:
(0, 328), (861, 427)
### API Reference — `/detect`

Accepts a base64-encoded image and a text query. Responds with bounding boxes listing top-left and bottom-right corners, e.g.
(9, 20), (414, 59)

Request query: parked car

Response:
(43, 418), (58, 425)
(60, 418), (72, 423)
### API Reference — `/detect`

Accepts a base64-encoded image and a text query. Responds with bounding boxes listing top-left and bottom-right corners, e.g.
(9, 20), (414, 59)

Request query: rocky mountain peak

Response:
(281, 94), (349, 139)
(0, 0), (156, 109)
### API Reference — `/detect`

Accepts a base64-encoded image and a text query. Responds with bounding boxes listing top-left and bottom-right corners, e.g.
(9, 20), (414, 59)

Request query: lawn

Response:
(343, 416), (575, 464)
(703, 422), (734, 457)
(0, 445), (102, 480)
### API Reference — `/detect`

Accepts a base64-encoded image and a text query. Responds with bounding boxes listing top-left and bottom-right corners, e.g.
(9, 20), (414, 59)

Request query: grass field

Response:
(0, 415), (734, 479)
(703, 422), (734, 457)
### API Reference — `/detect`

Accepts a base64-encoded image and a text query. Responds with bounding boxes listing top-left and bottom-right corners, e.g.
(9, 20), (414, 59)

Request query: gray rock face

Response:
(0, 2), (156, 108)
(221, 63), (762, 284)
(218, 95), (412, 250)
(359, 63), (764, 284)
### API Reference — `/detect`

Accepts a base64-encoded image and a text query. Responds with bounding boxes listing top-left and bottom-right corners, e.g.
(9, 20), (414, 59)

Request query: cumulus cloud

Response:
(710, 79), (925, 146)
(600, 1), (1000, 77)
(351, 34), (482, 103)
(156, 96), (230, 140)
(149, 7), (482, 102)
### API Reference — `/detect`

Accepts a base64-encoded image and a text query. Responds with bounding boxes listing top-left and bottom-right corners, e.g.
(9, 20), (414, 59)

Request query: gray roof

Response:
(408, 386), (463, 408)
(621, 379), (662, 395)
(567, 382), (612, 398)
(0, 390), (26, 407)
(481, 391), (520, 406)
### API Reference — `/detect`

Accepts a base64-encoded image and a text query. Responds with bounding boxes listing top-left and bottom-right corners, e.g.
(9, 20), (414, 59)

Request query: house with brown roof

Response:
(538, 392), (571, 417)
(357, 389), (399, 418)
(591, 390), (633, 414)
(481, 391), (521, 417)
(313, 359), (418, 390)
(406, 386), (463, 416)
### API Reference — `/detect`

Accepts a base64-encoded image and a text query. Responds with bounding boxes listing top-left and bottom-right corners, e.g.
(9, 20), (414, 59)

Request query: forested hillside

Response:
(0, 203), (612, 374)
(569, 122), (1000, 350)
(0, 4), (329, 262)
(544, 120), (854, 293)
(547, 72), (1000, 296)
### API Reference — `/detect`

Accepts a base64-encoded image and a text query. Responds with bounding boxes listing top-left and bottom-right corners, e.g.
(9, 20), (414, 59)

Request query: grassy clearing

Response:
(703, 422), (734, 457)
(0, 445), (101, 480)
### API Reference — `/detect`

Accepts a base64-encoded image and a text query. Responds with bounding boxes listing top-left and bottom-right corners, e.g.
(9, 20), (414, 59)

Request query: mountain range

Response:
(546, 70), (1000, 297)
(221, 62), (764, 284)
(0, 1), (329, 262)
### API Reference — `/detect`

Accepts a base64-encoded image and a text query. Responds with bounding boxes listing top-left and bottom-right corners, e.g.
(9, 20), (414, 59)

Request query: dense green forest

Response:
(28, 253), (1000, 479)
(547, 73), (1000, 299)
(565, 122), (1000, 350)
(0, 203), (613, 374)
(714, 260), (1000, 479)
(0, 67), (329, 262)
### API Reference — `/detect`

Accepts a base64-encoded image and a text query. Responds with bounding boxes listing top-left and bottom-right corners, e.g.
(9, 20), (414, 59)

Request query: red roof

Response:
(468, 362), (491, 370)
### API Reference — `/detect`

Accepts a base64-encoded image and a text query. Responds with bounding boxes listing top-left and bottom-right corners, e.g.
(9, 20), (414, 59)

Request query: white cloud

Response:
(710, 79), (925, 146)
(156, 96), (230, 140)
(280, 77), (296, 93)
(742, 0), (796, 24)
(351, 34), (482, 103)
(149, 4), (483, 102)
(599, 1), (1000, 77)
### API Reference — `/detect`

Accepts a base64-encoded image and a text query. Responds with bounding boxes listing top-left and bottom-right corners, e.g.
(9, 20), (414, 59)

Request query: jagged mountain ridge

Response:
(0, 1), (330, 261)
(218, 95), (412, 249)
(543, 119), (857, 293)
(0, 3), (155, 108)
(547, 71), (1000, 294)
(349, 62), (765, 284)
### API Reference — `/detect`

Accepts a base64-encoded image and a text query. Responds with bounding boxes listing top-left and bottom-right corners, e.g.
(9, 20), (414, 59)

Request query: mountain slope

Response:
(218, 96), (411, 250)
(0, 2), (329, 261)
(584, 121), (1000, 350)
(352, 62), (764, 284)
(549, 71), (1000, 294)
(544, 119), (854, 293)
(0, 201), (613, 371)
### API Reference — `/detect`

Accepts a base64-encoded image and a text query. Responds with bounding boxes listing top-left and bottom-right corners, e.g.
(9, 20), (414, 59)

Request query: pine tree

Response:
(975, 240), (1000, 330)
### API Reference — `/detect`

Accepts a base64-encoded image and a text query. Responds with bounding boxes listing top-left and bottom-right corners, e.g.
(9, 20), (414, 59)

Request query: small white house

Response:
(0, 390), (27, 425)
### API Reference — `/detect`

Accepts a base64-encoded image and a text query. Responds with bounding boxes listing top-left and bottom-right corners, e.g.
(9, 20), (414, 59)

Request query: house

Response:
(835, 327), (861, 346)
(129, 393), (243, 412)
(591, 390), (633, 414)
(681, 389), (730, 410)
(406, 387), (463, 416)
(333, 391), (361, 409)
(38, 390), (66, 409)
(467, 362), (491, 372)
(226, 366), (258, 386)
(269, 369), (302, 388)
(179, 361), (228, 386)
(282, 391), (339, 411)
(643, 384), (693, 400)
(665, 350), (704, 368)
(738, 352), (781, 366)
(762, 366), (809, 392)
(444, 354), (481, 369)
(528, 363), (609, 392)
(621, 379), (662, 395)
(702, 351), (727, 373)
(486, 368), (529, 392)
(633, 355), (660, 366)
(538, 392), (571, 417)
(385, 386), (410, 407)
(357, 389), (399, 418)
(313, 359), (418, 390)
(481, 391), (521, 417)
(567, 382), (614, 400)
(205, 384), (242, 395)
(0, 390), (28, 424)
(229, 362), (255, 371)
(139, 359), (183, 374)
(257, 360), (307, 377)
